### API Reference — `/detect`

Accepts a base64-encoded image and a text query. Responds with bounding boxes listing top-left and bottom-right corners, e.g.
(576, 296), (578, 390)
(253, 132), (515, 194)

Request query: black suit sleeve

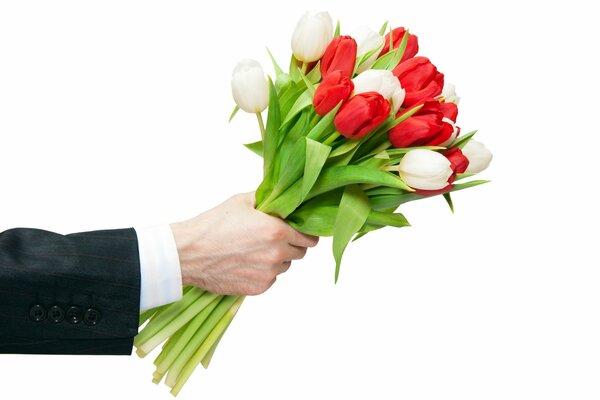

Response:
(0, 227), (141, 355)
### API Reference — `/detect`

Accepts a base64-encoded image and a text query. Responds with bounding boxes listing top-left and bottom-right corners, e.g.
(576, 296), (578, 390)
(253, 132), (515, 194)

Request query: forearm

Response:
(0, 227), (141, 355)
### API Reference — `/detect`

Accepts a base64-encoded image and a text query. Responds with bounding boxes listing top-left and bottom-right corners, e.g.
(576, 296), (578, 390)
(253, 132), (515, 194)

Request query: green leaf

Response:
(371, 27), (407, 71)
(366, 210), (411, 228)
(365, 187), (407, 196)
(353, 105), (423, 161)
(371, 50), (396, 70)
(282, 90), (312, 126)
(451, 179), (490, 191)
(378, 20), (389, 36)
(333, 185), (371, 282)
(255, 79), (281, 206)
(354, 43), (384, 73)
(306, 102), (341, 141)
(298, 67), (316, 96)
(287, 205), (338, 236)
(274, 137), (307, 194)
(244, 140), (263, 157)
(228, 105), (239, 122)
(368, 179), (490, 211)
(306, 62), (322, 84)
(451, 130), (477, 149)
(262, 165), (413, 218)
(454, 172), (476, 181)
(383, 103), (424, 130)
(266, 47), (284, 77)
(302, 138), (331, 200)
(443, 192), (454, 213)
(310, 165), (413, 196)
(329, 139), (362, 157)
(384, 146), (445, 158)
(334, 20), (341, 37)
(384, 30), (409, 70)
(275, 73), (293, 93)
(356, 156), (389, 169)
(289, 55), (301, 82)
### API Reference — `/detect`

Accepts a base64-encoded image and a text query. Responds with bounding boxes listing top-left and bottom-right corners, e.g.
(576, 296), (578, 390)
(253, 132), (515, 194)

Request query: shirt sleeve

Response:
(134, 224), (183, 312)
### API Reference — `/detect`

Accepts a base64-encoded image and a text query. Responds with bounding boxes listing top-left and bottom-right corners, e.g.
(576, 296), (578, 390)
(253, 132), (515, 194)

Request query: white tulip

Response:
(398, 149), (453, 190)
(231, 59), (269, 113)
(291, 11), (333, 62)
(462, 140), (493, 173)
(441, 82), (460, 104)
(353, 69), (405, 113)
(352, 26), (384, 73)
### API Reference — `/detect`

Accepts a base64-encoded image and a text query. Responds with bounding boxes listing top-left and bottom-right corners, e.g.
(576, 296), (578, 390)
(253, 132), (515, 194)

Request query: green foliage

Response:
(333, 185), (371, 282)
(452, 130), (477, 149)
(228, 106), (239, 122)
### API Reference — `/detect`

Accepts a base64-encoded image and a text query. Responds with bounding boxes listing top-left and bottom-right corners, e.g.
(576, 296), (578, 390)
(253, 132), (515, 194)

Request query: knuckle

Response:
(268, 247), (286, 264)
(266, 225), (287, 242)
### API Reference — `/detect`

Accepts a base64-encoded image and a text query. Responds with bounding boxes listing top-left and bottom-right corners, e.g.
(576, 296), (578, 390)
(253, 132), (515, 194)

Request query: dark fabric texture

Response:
(0, 228), (141, 355)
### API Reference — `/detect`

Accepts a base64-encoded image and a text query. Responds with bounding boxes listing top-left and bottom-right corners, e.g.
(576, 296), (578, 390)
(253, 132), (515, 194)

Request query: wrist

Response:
(169, 217), (208, 287)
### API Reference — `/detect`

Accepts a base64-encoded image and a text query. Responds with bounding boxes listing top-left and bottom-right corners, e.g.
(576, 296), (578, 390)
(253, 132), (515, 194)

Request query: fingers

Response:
(288, 229), (319, 248)
(275, 261), (292, 275)
(286, 244), (307, 261)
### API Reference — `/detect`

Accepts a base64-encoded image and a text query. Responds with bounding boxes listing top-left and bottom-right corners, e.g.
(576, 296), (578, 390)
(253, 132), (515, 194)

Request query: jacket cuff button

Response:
(29, 305), (47, 322)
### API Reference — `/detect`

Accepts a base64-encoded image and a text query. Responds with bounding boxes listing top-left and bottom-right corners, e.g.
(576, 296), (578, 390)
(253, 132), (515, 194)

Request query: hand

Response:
(170, 192), (319, 296)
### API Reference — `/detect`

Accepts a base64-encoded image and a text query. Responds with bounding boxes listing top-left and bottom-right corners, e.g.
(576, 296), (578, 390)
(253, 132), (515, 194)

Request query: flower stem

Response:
(200, 317), (233, 369)
(138, 291), (221, 355)
(301, 61), (308, 75)
(139, 306), (161, 327)
(165, 295), (241, 389)
(256, 112), (265, 141)
(170, 296), (245, 397)
(323, 131), (340, 146)
(155, 296), (222, 375)
(134, 288), (204, 352)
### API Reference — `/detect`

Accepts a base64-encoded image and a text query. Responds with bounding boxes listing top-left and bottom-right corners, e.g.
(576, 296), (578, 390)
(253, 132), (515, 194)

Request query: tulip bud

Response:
(398, 149), (453, 190)
(231, 59), (269, 113)
(388, 100), (454, 148)
(441, 82), (460, 104)
(393, 56), (444, 107)
(334, 92), (390, 139)
(313, 70), (354, 116)
(320, 35), (357, 78)
(352, 26), (384, 73)
(352, 69), (405, 113)
(291, 11), (334, 62)
(380, 27), (419, 63)
(462, 140), (493, 173)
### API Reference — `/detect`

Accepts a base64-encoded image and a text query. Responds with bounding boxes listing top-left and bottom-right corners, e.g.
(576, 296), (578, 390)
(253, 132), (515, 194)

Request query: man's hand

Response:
(170, 192), (318, 296)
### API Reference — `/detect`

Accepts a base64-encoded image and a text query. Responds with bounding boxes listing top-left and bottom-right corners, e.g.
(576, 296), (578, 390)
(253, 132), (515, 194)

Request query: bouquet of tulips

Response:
(134, 11), (493, 396)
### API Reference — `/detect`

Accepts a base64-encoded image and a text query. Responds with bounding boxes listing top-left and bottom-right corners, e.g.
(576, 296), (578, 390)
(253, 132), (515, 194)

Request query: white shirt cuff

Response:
(134, 224), (183, 312)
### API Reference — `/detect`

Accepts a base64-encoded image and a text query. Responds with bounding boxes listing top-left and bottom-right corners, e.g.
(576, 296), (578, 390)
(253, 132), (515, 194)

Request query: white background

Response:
(1, 1), (598, 399)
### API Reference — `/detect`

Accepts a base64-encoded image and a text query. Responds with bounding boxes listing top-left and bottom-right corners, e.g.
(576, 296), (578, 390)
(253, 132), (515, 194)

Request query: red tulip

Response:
(313, 70), (354, 116)
(334, 92), (391, 139)
(380, 27), (419, 63)
(388, 99), (454, 148)
(392, 56), (444, 107)
(439, 101), (458, 123)
(443, 147), (469, 183)
(320, 35), (357, 78)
